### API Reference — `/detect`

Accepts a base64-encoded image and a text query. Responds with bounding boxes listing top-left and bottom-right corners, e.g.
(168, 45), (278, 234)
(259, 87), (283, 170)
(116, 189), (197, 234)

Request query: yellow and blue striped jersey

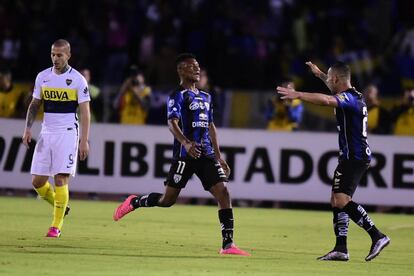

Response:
(33, 66), (90, 133)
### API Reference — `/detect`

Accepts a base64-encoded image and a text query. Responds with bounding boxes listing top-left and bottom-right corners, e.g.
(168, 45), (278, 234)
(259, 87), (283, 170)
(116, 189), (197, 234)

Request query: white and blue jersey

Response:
(167, 87), (215, 159)
(334, 88), (371, 163)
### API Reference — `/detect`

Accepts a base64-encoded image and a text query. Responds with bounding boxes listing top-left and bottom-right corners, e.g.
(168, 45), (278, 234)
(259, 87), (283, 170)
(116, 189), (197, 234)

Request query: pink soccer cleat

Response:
(219, 244), (251, 256)
(46, 227), (61, 238)
(113, 195), (137, 221)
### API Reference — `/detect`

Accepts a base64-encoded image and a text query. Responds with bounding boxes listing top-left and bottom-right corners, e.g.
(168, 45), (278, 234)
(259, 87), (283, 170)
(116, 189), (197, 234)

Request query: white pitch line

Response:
(389, 224), (414, 230)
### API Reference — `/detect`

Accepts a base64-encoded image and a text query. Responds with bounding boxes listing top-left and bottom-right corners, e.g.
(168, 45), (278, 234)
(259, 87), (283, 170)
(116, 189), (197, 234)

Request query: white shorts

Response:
(31, 128), (79, 177)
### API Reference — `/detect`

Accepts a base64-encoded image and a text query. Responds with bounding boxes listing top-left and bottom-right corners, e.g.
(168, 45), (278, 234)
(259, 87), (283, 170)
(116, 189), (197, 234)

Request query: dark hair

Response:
(279, 76), (294, 86)
(175, 53), (196, 67)
(330, 61), (351, 79)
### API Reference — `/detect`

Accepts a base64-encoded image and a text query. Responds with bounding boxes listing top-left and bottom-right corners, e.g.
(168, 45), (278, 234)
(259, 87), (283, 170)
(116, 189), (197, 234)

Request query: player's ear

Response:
(177, 63), (184, 75)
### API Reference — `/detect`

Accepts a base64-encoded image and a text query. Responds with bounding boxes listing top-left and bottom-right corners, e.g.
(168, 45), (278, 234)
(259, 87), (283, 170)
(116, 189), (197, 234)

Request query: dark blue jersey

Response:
(334, 88), (371, 163)
(167, 87), (215, 159)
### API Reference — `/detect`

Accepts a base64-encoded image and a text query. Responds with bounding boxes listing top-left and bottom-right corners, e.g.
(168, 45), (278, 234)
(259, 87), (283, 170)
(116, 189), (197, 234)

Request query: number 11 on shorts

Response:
(177, 161), (186, 174)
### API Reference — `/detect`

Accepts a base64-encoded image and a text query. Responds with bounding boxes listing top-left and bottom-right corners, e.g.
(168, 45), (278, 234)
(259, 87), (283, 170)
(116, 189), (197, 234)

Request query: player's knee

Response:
(32, 179), (45, 188)
(215, 184), (230, 203)
(221, 185), (230, 200)
(32, 176), (47, 188)
(334, 198), (350, 209)
(54, 174), (69, 186)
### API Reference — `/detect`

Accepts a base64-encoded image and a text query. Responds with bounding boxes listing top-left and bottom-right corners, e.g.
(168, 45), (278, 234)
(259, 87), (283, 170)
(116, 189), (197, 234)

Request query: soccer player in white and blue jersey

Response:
(277, 61), (390, 262)
(22, 39), (91, 238)
(114, 53), (249, 256)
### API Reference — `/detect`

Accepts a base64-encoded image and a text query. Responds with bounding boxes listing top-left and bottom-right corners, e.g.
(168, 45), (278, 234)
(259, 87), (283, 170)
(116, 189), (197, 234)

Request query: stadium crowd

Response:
(1, 0), (414, 134)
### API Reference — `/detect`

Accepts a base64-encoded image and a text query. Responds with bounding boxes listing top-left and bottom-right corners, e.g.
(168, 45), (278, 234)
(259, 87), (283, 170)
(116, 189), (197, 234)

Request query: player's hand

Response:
(305, 61), (324, 77)
(184, 141), (201, 159)
(218, 158), (231, 178)
(276, 86), (301, 100)
(22, 128), (32, 149)
(79, 139), (89, 161)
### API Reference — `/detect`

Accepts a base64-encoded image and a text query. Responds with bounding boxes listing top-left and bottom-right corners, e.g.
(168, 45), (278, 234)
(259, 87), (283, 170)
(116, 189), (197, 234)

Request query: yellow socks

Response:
(52, 185), (69, 230)
(34, 181), (55, 206)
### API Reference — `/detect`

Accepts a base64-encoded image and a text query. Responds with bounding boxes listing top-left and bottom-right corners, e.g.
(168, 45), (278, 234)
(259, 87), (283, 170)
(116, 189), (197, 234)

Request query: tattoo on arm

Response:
(26, 99), (41, 128)
(318, 72), (329, 86)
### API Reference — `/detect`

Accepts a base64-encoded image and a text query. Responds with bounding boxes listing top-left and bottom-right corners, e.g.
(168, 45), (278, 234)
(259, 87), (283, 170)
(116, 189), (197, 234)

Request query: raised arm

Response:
(22, 98), (42, 148)
(168, 118), (201, 159)
(306, 61), (329, 88)
(277, 86), (338, 107)
(78, 101), (90, 160)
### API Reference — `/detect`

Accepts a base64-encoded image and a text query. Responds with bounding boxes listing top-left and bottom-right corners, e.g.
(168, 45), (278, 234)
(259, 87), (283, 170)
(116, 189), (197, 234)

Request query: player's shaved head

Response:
(330, 61), (350, 81)
(51, 39), (71, 73)
(52, 39), (71, 53)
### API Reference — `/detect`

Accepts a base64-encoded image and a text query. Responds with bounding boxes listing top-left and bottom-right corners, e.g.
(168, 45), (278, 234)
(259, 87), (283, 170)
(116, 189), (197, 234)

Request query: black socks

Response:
(343, 201), (383, 241)
(130, 193), (162, 209)
(333, 207), (349, 253)
(219, 208), (234, 249)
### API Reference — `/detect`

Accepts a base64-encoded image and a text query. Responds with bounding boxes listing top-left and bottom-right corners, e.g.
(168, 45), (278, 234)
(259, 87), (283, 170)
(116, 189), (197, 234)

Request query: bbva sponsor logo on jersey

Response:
(189, 101), (210, 111)
(42, 88), (76, 101)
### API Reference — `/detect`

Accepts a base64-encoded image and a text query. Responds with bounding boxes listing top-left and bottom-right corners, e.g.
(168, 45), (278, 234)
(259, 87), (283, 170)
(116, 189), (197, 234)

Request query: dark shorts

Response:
(165, 157), (228, 191)
(332, 159), (370, 196)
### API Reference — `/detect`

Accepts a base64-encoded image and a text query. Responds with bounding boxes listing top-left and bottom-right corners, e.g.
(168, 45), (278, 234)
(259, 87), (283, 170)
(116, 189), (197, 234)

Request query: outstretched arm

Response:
(306, 61), (329, 88)
(277, 86), (338, 107)
(22, 98), (42, 148)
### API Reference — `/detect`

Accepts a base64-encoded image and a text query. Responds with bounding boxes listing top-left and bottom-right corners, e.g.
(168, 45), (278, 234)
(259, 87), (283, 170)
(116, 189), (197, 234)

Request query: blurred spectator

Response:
(265, 78), (304, 131)
(80, 68), (102, 122)
(114, 65), (151, 125)
(0, 67), (27, 118)
(196, 68), (225, 127)
(104, 11), (130, 83)
(147, 45), (178, 89)
(1, 28), (21, 70)
(363, 84), (391, 134)
(391, 88), (414, 135)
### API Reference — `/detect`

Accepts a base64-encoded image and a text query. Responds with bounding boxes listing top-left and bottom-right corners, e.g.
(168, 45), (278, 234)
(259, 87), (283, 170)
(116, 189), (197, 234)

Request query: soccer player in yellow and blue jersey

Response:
(22, 39), (91, 238)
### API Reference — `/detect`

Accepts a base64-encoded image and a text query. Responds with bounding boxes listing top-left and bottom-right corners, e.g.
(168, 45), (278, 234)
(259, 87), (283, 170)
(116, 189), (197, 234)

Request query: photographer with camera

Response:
(114, 65), (152, 124)
(391, 87), (414, 135)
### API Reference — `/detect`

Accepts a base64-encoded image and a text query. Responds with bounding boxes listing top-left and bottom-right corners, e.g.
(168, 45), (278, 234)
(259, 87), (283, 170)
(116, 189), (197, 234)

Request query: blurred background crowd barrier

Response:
(1, 118), (414, 207)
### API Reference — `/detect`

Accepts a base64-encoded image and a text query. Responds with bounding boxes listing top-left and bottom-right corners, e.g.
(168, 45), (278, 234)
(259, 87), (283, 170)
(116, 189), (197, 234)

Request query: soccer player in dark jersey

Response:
(114, 53), (250, 256)
(277, 61), (390, 262)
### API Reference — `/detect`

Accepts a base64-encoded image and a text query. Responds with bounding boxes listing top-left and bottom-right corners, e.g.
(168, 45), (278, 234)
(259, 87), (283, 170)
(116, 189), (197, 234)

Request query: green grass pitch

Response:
(0, 197), (413, 275)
